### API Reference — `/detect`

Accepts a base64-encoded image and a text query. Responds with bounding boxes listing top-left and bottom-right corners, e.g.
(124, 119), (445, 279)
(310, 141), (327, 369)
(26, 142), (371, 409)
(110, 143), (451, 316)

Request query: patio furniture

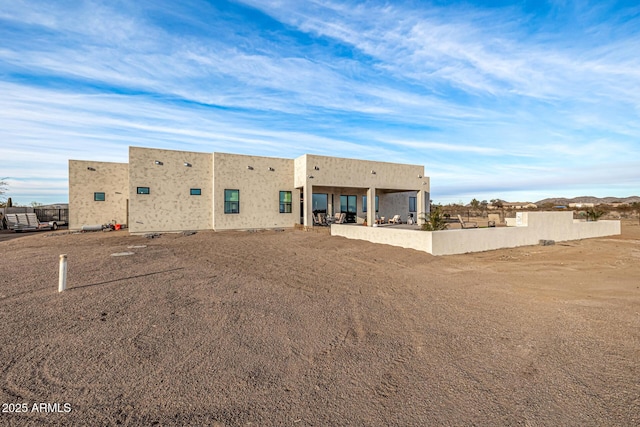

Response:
(335, 213), (347, 224)
(457, 214), (478, 229)
(487, 213), (502, 227)
(389, 215), (401, 224)
(317, 213), (327, 225)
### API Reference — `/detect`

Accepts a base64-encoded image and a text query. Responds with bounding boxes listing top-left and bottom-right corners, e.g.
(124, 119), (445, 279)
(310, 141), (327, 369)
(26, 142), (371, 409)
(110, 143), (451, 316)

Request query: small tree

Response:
(0, 178), (7, 205)
(420, 206), (449, 231)
(632, 202), (640, 225)
(490, 199), (504, 209)
(470, 198), (480, 210)
(585, 208), (605, 222)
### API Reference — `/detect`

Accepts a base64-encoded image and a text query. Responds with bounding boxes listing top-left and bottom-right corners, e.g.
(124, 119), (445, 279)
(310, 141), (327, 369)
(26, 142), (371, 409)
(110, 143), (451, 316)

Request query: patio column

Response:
(367, 187), (376, 227)
(303, 183), (313, 227)
(417, 189), (427, 225)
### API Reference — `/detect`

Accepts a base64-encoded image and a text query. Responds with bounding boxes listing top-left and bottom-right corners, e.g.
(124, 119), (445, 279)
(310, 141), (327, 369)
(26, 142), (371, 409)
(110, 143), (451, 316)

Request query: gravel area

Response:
(1, 222), (638, 425)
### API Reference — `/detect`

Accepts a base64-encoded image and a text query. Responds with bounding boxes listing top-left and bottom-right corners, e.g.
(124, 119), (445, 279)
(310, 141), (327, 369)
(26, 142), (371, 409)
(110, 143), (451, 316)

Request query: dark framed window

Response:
(137, 187), (150, 195)
(409, 196), (417, 212)
(280, 191), (292, 213)
(340, 195), (357, 213)
(94, 192), (105, 201)
(312, 193), (328, 214)
(190, 188), (201, 196)
(224, 189), (239, 214)
(362, 195), (379, 212)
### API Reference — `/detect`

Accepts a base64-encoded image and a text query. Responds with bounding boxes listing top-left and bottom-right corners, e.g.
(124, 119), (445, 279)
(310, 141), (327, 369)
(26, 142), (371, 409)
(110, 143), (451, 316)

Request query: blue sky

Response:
(1, 0), (639, 206)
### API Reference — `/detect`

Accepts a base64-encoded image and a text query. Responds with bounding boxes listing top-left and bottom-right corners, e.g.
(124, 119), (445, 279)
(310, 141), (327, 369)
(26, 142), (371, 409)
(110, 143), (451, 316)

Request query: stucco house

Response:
(69, 146), (430, 233)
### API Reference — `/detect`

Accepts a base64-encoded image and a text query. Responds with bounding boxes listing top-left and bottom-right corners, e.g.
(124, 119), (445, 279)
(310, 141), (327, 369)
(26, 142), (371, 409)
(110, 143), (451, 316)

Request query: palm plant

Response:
(420, 206), (449, 231)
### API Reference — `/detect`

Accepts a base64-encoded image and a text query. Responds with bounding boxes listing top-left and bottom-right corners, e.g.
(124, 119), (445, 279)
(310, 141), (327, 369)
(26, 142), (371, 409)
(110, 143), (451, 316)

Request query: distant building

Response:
(502, 202), (538, 209)
(569, 203), (595, 208)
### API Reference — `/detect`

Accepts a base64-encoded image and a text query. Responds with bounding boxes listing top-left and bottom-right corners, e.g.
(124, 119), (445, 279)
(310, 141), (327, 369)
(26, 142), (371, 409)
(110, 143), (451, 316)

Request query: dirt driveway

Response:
(0, 223), (638, 425)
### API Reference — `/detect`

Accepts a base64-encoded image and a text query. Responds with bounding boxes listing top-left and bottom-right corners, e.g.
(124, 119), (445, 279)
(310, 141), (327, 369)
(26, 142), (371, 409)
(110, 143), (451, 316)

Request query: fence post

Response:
(58, 254), (67, 292)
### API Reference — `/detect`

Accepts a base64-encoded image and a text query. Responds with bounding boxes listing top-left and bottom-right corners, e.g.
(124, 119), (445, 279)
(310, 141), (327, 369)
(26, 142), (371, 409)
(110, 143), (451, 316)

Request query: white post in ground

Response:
(58, 254), (67, 292)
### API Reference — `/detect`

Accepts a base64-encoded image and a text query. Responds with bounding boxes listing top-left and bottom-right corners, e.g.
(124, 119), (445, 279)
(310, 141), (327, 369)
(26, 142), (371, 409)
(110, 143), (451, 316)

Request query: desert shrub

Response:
(420, 206), (449, 231)
(585, 208), (605, 221)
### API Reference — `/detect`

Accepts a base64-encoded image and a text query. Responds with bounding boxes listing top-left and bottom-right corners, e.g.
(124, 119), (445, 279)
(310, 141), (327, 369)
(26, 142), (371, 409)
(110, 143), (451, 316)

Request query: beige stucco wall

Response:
(332, 223), (434, 252)
(68, 160), (128, 230)
(378, 191), (419, 223)
(332, 212), (621, 255)
(295, 154), (426, 191)
(128, 147), (213, 233)
(212, 153), (299, 230)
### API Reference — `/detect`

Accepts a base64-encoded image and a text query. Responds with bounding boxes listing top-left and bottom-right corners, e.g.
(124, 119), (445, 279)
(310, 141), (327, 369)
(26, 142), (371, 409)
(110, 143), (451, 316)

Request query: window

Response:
(137, 187), (150, 195)
(312, 193), (328, 214)
(340, 195), (357, 213)
(280, 191), (292, 213)
(224, 189), (239, 214)
(362, 195), (379, 212)
(409, 196), (417, 212)
(94, 192), (105, 201)
(190, 188), (201, 196)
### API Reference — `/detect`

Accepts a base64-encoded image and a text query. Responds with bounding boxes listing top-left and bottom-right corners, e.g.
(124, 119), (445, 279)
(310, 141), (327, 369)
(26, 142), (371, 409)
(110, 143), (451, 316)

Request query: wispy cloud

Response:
(1, 0), (639, 204)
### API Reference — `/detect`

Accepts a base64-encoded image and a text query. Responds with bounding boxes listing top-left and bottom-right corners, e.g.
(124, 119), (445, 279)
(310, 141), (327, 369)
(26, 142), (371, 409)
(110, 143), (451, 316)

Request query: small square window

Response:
(190, 188), (201, 196)
(137, 187), (150, 195)
(94, 192), (105, 201)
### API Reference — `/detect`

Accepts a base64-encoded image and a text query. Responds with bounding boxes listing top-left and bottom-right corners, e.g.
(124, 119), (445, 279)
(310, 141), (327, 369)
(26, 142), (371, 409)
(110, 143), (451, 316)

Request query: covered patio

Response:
(294, 154), (429, 230)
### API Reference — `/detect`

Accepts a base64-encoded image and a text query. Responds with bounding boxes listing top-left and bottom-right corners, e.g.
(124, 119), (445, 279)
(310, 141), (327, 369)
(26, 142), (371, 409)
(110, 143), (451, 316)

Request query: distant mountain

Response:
(534, 196), (640, 205)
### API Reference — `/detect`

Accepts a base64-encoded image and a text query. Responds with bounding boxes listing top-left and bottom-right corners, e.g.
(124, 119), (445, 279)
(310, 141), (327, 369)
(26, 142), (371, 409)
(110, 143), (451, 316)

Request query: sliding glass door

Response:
(340, 195), (357, 223)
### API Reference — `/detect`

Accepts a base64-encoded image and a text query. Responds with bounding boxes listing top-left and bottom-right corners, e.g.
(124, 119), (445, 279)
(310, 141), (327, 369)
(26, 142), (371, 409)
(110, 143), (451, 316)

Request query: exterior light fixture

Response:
(371, 170), (376, 174)
(422, 181), (427, 185)
(184, 162), (192, 167)
(247, 166), (254, 170)
(154, 160), (163, 166)
(418, 175), (422, 178)
(87, 167), (96, 171)
(314, 166), (320, 170)
(308, 175), (314, 179)
(268, 167), (275, 171)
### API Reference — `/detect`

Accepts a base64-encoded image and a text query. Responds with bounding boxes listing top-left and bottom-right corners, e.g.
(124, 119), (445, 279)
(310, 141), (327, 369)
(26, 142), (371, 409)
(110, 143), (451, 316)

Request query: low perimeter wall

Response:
(331, 212), (620, 256)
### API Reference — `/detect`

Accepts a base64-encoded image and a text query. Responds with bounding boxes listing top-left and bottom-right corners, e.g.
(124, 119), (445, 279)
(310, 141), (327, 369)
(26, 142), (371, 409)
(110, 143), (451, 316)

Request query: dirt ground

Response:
(0, 222), (638, 426)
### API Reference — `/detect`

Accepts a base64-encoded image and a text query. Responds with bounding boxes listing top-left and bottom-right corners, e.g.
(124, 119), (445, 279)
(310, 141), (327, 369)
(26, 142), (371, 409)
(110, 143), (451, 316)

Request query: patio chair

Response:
(317, 213), (327, 226)
(389, 214), (401, 224)
(487, 213), (503, 227)
(335, 213), (347, 224)
(5, 214), (18, 229)
(457, 214), (478, 229)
